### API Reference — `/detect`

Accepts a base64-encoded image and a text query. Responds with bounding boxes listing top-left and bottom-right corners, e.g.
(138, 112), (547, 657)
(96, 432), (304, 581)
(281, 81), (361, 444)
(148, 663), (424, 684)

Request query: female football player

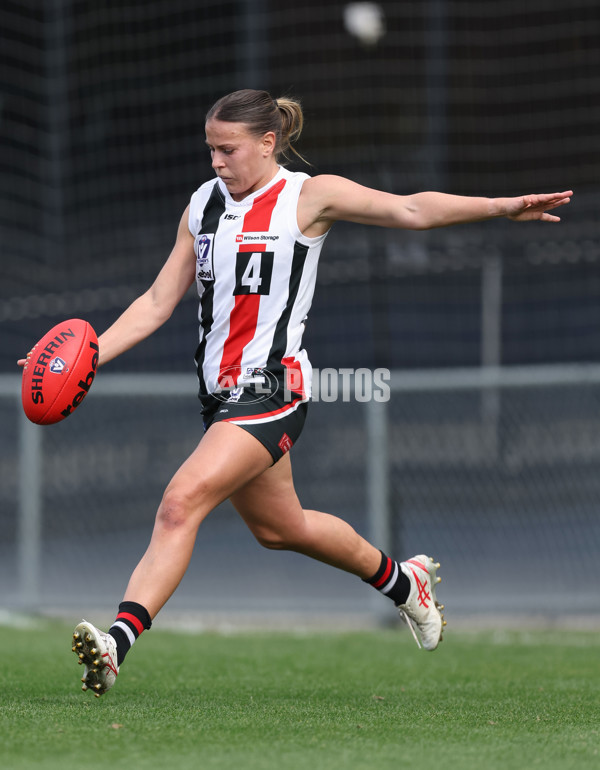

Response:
(20, 89), (572, 696)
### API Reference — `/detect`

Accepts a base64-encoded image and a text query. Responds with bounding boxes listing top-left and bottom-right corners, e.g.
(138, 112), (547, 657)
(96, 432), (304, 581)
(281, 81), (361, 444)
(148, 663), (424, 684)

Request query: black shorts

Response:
(199, 385), (308, 463)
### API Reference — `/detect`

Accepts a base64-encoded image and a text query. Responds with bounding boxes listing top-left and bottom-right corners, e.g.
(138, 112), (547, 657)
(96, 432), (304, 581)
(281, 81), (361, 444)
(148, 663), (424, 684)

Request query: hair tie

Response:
(273, 98), (279, 109)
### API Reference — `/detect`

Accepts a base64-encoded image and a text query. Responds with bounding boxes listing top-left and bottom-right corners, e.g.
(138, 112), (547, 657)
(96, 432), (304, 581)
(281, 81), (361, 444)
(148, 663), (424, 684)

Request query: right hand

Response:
(17, 350), (33, 369)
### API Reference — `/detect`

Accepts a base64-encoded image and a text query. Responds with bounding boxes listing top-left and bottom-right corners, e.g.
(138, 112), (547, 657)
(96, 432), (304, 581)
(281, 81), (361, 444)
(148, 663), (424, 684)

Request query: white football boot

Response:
(397, 555), (446, 650)
(72, 620), (119, 697)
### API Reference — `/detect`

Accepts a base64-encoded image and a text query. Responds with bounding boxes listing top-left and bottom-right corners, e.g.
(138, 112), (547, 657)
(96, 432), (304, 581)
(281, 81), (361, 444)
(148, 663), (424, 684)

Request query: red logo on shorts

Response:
(236, 234), (243, 243)
(278, 433), (293, 454)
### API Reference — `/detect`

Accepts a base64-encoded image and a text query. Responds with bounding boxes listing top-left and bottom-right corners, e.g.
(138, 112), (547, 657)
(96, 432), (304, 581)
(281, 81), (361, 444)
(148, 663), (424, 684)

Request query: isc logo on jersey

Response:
(195, 234), (214, 281)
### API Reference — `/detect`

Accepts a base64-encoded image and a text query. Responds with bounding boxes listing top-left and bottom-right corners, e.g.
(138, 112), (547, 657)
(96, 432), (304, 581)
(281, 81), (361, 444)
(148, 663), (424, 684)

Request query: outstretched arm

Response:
(398, 189), (573, 228)
(300, 175), (573, 233)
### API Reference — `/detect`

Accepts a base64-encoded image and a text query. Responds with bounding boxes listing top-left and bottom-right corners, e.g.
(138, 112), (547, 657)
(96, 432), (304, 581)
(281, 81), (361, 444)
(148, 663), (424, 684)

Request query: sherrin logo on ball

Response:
(21, 318), (99, 425)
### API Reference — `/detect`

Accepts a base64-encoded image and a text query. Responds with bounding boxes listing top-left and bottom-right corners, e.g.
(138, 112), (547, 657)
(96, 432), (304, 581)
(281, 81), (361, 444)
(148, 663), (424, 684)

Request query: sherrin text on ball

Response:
(21, 318), (99, 425)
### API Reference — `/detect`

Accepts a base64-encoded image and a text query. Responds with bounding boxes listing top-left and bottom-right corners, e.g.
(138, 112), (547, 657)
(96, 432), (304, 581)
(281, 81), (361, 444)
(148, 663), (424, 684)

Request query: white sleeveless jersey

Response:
(188, 167), (328, 399)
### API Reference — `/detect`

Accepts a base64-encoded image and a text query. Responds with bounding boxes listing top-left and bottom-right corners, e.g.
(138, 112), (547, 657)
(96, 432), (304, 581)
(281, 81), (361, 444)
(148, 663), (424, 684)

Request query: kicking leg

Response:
(230, 452), (382, 578)
(231, 453), (445, 649)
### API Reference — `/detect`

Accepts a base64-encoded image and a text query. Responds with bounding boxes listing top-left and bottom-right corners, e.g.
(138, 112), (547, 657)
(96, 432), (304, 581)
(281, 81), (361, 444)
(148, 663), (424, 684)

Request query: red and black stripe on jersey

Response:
(218, 178), (287, 387)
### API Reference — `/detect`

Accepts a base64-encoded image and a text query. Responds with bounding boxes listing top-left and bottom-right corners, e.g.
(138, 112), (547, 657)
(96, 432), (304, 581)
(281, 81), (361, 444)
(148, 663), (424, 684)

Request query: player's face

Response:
(205, 119), (277, 201)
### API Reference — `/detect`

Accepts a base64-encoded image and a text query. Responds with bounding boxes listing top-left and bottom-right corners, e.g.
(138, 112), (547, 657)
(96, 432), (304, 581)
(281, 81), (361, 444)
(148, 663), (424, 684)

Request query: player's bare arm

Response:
(299, 175), (572, 234)
(97, 206), (196, 367)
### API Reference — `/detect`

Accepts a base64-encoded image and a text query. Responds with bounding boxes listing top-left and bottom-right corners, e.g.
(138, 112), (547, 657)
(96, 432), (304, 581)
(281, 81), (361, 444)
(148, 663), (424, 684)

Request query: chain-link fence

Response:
(2, 365), (599, 626)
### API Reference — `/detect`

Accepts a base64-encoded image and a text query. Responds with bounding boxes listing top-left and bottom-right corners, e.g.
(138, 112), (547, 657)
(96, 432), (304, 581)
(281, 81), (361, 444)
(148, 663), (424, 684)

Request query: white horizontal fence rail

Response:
(388, 363), (600, 391)
(3, 363), (600, 613)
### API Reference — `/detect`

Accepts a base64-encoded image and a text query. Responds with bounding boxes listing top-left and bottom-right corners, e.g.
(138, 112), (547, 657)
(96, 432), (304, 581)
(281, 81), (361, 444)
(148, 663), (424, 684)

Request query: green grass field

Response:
(0, 621), (598, 770)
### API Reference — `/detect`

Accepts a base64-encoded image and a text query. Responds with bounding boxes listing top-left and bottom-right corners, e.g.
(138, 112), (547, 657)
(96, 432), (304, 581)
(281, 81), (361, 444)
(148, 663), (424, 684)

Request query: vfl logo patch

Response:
(49, 357), (67, 374)
(195, 233), (215, 282)
(195, 233), (213, 265)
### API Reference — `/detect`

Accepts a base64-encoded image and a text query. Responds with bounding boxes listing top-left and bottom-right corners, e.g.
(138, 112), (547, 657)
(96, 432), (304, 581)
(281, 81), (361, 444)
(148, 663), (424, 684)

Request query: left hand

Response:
(505, 190), (573, 222)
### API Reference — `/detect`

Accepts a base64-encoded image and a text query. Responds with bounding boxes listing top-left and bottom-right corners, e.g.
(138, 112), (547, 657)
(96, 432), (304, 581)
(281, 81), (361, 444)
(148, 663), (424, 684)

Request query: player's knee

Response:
(155, 491), (192, 531)
(155, 483), (209, 532)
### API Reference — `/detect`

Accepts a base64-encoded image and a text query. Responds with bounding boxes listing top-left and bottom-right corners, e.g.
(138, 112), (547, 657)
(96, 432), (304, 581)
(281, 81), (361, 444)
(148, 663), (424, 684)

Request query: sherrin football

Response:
(21, 319), (99, 425)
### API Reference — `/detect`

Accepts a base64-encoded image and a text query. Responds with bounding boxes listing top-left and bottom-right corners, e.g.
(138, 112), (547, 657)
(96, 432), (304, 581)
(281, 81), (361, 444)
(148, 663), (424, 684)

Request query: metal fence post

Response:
(18, 409), (42, 609)
(366, 397), (391, 620)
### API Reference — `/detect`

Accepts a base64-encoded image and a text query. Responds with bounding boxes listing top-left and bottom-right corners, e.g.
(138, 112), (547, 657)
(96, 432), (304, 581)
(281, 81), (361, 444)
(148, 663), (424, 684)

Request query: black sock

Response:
(108, 601), (152, 666)
(363, 551), (410, 606)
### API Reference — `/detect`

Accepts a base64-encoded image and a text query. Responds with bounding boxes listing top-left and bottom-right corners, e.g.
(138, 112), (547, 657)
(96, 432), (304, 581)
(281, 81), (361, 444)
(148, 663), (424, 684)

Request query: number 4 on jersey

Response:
(242, 253), (262, 293)
(234, 251), (274, 296)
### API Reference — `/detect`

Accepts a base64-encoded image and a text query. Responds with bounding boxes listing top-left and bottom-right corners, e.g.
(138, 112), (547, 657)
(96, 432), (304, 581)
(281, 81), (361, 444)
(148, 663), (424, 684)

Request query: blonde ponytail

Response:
(206, 89), (310, 166)
(274, 96), (307, 164)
